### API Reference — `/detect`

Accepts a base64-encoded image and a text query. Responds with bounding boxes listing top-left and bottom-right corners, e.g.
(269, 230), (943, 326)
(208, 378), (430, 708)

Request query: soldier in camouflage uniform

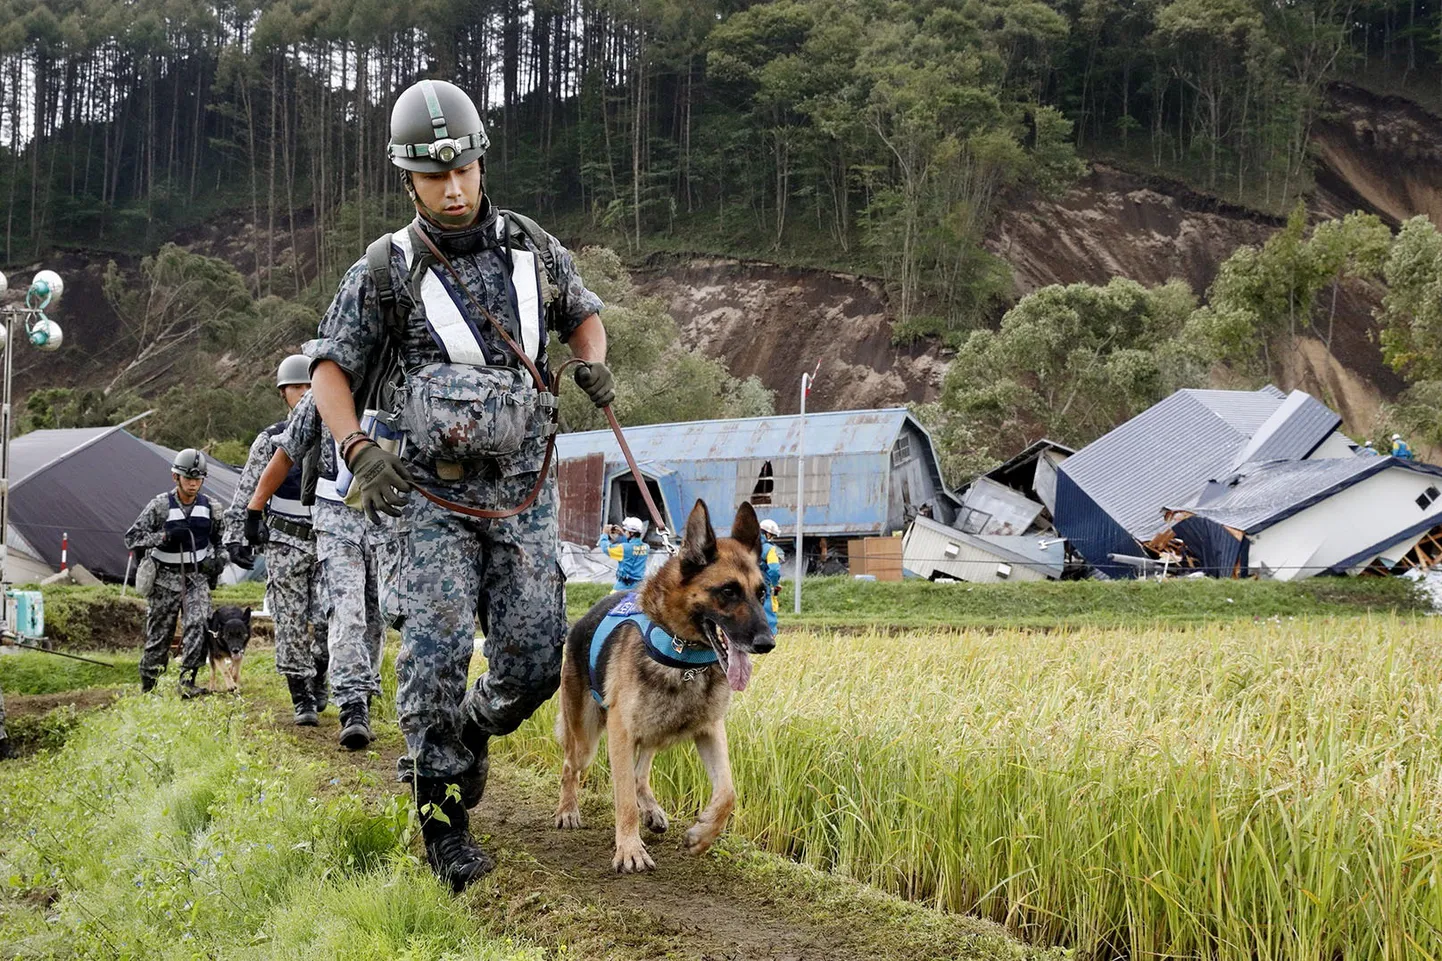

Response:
(0, 682), (11, 760)
(125, 449), (229, 697)
(249, 388), (388, 750)
(305, 78), (611, 892)
(226, 355), (330, 725)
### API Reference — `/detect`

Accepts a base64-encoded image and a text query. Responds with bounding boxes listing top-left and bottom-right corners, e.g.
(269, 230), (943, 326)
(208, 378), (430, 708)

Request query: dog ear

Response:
(679, 499), (717, 579)
(731, 501), (761, 554)
(243, 607), (252, 625)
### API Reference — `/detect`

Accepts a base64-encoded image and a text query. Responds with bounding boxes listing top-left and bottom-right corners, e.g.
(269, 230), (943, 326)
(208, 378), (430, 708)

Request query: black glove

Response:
(244, 508), (268, 547)
(573, 361), (615, 408)
(347, 441), (415, 522)
(228, 542), (255, 571)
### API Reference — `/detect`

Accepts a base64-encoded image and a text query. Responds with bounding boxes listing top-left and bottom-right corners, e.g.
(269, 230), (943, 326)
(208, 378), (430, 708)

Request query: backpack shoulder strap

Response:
(499, 209), (558, 282)
(365, 232), (402, 338)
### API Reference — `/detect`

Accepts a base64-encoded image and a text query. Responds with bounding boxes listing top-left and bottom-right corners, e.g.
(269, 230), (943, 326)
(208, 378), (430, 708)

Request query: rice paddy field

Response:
(500, 613), (1442, 959)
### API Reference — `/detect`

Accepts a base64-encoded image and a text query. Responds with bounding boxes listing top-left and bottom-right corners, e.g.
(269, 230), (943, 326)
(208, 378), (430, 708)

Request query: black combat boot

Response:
(415, 777), (494, 892)
(287, 676), (318, 726)
(140, 674), (157, 694)
(312, 654), (330, 714)
(178, 669), (207, 700)
(0, 738), (15, 760)
(338, 699), (372, 751)
(459, 714), (490, 809)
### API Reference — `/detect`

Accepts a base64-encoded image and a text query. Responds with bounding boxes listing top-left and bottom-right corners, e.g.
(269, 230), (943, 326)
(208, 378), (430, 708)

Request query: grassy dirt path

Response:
(260, 685), (1050, 961)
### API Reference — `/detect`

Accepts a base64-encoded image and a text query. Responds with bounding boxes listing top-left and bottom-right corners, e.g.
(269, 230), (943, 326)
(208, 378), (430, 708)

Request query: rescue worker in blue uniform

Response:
(1393, 433), (1416, 460)
(758, 518), (784, 633)
(304, 78), (610, 892)
(125, 449), (228, 697)
(226, 355), (330, 726)
(599, 516), (649, 591)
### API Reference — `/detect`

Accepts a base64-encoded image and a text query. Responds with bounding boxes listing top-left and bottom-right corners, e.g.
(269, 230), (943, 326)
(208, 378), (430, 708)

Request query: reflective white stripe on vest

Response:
(511, 247), (541, 360)
(268, 495), (311, 520)
(392, 223), (542, 363)
(152, 545), (213, 565)
(167, 504), (210, 522)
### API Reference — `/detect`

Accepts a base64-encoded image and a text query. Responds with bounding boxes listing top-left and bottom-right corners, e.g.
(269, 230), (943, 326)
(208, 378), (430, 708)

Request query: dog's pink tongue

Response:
(726, 648), (752, 692)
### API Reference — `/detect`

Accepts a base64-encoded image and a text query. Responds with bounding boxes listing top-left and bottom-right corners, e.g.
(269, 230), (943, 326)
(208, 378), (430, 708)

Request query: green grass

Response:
(500, 614), (1442, 958)
(0, 649), (137, 694)
(566, 574), (1426, 628)
(0, 694), (541, 960)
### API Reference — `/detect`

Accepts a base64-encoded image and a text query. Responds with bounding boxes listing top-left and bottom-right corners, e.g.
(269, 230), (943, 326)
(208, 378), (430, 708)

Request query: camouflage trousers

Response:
(266, 542), (328, 680)
(140, 566), (211, 681)
(314, 499), (385, 707)
(387, 470), (565, 779)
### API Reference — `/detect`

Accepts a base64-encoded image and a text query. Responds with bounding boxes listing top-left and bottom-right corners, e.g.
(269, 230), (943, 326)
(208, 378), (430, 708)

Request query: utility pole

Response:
(0, 269), (65, 636)
(794, 362), (820, 615)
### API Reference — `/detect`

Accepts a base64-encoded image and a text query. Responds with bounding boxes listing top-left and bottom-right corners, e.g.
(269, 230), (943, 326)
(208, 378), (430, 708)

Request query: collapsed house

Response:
(1048, 384), (1435, 580)
(901, 439), (1073, 582)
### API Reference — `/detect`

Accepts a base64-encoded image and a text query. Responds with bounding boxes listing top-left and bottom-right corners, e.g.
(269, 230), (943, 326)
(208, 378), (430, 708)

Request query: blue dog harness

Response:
(587, 592), (718, 707)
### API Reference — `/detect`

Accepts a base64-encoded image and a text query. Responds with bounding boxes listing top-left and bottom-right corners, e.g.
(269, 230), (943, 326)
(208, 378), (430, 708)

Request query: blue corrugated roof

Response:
(1058, 387), (1293, 542)
(557, 408), (912, 463)
(1229, 390), (1341, 468)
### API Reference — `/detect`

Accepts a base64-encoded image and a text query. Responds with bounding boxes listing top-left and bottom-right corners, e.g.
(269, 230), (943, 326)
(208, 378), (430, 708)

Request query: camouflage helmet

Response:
(276, 353), (311, 388)
(387, 80), (489, 173)
(172, 448), (208, 479)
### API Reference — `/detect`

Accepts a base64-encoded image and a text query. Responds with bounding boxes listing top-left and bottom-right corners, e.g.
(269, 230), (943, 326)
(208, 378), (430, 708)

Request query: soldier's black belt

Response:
(267, 515), (316, 541)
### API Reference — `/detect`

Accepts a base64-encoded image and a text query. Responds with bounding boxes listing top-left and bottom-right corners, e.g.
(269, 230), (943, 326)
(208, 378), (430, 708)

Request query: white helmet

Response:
(622, 516), (645, 535)
(760, 519), (781, 538)
(1393, 434), (1403, 441)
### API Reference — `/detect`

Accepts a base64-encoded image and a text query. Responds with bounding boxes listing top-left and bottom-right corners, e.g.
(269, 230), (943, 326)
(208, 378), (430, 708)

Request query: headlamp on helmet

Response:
(172, 448), (208, 480)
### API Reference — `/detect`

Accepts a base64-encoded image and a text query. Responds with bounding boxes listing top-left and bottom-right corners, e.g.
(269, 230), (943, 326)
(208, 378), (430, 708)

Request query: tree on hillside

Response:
(933, 277), (1203, 463)
(102, 243), (257, 393)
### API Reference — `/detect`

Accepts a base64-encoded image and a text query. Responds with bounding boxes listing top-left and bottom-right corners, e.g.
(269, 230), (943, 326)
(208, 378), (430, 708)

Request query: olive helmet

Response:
(276, 353), (311, 388)
(387, 80), (489, 173)
(172, 448), (208, 479)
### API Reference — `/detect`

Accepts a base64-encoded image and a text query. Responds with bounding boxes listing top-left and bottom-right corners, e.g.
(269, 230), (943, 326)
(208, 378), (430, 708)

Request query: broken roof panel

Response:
(1229, 390), (1342, 469)
(1177, 457), (1390, 532)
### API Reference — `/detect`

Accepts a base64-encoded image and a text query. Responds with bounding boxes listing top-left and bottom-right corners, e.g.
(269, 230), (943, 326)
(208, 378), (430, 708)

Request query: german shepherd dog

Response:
(555, 499), (776, 872)
(206, 606), (252, 693)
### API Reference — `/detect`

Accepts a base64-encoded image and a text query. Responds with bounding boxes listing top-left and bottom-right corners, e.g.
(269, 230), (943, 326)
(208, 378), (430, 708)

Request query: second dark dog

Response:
(207, 606), (252, 693)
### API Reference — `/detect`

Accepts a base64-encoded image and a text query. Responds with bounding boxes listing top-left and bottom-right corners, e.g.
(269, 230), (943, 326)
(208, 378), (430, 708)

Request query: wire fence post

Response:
(794, 368), (815, 614)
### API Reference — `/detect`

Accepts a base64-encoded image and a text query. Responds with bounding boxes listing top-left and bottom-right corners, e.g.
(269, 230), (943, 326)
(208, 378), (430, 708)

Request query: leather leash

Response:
(400, 226), (674, 547)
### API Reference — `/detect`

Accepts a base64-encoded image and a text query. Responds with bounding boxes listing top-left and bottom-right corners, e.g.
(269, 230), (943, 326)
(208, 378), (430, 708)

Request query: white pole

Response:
(793, 372), (807, 614)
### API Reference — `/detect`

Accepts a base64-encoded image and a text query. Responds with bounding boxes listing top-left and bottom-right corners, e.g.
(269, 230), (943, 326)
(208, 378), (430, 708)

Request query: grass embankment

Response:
(0, 694), (542, 960)
(569, 574), (1426, 628)
(500, 614), (1442, 960)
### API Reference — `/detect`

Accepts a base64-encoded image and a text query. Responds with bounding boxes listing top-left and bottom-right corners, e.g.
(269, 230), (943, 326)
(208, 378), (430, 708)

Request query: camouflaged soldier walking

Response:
(0, 682), (11, 759)
(125, 449), (229, 697)
(226, 355), (330, 725)
(306, 78), (612, 892)
(248, 389), (389, 751)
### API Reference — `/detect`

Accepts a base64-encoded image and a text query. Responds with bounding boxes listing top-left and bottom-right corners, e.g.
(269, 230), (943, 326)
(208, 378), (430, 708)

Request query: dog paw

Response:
(554, 808), (583, 830)
(641, 805), (669, 834)
(683, 823), (718, 856)
(612, 839), (655, 873)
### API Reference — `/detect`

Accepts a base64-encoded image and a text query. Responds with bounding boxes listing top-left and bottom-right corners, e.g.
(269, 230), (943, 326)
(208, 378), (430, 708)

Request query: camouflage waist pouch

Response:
(400, 363), (541, 462)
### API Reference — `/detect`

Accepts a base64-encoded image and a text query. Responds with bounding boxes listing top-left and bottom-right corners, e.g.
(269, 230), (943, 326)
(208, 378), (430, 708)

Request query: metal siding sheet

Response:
(558, 453), (605, 544)
(1175, 457), (1388, 532)
(1053, 468), (1143, 578)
